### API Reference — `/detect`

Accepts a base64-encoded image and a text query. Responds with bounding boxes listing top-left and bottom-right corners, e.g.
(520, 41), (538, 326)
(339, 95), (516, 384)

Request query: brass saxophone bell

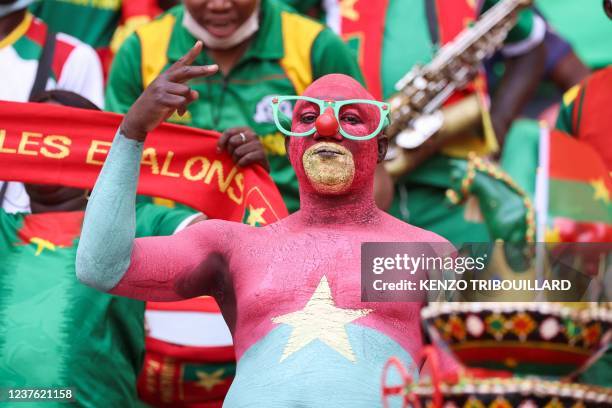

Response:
(606, 0), (612, 19)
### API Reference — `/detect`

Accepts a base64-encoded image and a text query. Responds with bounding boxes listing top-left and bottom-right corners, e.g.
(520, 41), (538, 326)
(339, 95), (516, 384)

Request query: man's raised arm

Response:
(76, 42), (220, 300)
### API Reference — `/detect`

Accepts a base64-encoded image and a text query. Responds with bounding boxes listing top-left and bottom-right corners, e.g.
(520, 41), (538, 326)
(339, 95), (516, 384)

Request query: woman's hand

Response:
(217, 127), (270, 172)
(121, 41), (218, 141)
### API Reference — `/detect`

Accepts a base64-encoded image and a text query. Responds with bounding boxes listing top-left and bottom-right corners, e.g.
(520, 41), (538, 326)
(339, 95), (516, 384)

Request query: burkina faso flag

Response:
(140, 297), (235, 407)
(538, 128), (612, 242)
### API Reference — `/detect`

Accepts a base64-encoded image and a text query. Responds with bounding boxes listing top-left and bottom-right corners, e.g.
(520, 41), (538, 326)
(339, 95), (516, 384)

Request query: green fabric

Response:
(106, 1), (363, 213)
(555, 84), (586, 136)
(389, 157), (491, 246)
(13, 35), (42, 61)
(30, 0), (121, 48)
(549, 179), (611, 223)
(555, 95), (575, 134)
(277, 0), (321, 15)
(381, 0), (434, 100)
(0, 203), (195, 407)
(390, 154), (532, 246)
(580, 347), (612, 386)
(501, 119), (540, 199)
(537, 0), (612, 68)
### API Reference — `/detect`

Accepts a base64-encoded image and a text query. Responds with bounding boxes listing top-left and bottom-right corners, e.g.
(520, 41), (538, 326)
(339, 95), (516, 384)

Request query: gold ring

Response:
(239, 132), (247, 143)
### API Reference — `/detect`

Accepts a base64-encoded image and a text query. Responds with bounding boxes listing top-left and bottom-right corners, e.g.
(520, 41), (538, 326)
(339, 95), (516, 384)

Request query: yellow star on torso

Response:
(195, 368), (225, 391)
(590, 178), (610, 204)
(246, 205), (266, 226)
(272, 276), (372, 362)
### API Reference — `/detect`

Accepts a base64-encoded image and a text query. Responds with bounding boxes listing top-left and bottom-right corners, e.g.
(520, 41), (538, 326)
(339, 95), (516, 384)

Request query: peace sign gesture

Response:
(121, 41), (218, 141)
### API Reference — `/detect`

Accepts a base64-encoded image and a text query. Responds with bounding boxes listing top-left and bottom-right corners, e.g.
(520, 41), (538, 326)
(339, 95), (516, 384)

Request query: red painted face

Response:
(288, 74), (381, 197)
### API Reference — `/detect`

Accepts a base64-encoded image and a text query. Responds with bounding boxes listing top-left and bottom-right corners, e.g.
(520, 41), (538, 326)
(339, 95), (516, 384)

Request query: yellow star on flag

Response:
(30, 237), (56, 256)
(195, 368), (225, 391)
(272, 275), (371, 362)
(340, 0), (359, 21)
(246, 205), (266, 226)
(545, 227), (561, 243)
(590, 178), (610, 204)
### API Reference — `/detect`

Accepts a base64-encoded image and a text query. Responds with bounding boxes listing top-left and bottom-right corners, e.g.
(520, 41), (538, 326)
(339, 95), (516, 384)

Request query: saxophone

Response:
(385, 0), (533, 177)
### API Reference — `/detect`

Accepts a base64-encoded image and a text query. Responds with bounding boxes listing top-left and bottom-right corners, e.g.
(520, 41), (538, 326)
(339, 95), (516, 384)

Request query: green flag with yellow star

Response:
(542, 129), (612, 242)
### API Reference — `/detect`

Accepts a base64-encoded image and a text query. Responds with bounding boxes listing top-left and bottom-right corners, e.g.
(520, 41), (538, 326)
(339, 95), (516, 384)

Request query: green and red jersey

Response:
(106, 0), (364, 213)
(0, 203), (196, 407)
(0, 12), (104, 107)
(30, 0), (161, 49)
(556, 67), (612, 170)
(30, 0), (122, 49)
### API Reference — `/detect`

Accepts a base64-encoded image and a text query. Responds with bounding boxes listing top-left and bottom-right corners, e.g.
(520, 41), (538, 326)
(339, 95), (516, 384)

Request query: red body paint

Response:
(111, 75), (457, 391)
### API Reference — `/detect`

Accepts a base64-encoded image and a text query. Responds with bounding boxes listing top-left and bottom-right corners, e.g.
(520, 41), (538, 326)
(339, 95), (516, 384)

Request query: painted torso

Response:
(216, 210), (443, 406)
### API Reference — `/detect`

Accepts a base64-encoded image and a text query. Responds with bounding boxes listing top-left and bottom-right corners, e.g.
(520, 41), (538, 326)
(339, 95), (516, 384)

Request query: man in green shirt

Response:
(0, 196), (198, 407)
(106, 0), (363, 213)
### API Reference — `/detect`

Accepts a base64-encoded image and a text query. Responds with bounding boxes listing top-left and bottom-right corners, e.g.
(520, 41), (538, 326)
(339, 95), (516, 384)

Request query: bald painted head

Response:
(286, 74), (388, 198)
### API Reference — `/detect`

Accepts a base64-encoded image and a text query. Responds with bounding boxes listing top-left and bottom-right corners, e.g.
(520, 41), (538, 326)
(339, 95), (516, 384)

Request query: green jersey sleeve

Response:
(105, 33), (144, 114)
(134, 202), (198, 238)
(277, 0), (321, 14)
(482, 0), (545, 56)
(311, 28), (365, 86)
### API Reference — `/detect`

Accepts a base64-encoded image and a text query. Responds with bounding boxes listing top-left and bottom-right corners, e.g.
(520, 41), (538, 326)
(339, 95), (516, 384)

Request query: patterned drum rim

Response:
(421, 303), (612, 323)
(421, 303), (612, 377)
(411, 378), (612, 405)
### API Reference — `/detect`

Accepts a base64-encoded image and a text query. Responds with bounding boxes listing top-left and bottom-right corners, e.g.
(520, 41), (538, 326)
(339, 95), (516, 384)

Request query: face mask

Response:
(0, 0), (33, 18)
(182, 2), (260, 50)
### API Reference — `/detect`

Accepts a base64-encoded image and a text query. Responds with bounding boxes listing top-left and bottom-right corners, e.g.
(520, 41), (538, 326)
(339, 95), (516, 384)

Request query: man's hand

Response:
(217, 127), (270, 171)
(120, 41), (218, 141)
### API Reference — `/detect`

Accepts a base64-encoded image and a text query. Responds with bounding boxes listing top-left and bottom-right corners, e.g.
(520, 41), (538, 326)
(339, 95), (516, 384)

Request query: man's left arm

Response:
(486, 2), (547, 146)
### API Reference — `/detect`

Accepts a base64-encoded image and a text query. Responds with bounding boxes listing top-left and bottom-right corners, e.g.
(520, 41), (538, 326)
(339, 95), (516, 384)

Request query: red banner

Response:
(0, 101), (288, 224)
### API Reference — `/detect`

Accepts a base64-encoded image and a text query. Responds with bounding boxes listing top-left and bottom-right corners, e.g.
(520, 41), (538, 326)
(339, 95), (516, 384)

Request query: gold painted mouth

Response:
(302, 142), (355, 194)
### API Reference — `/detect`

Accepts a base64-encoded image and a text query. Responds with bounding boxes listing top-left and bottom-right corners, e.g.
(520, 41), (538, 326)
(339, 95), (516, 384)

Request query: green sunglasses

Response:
(270, 95), (390, 141)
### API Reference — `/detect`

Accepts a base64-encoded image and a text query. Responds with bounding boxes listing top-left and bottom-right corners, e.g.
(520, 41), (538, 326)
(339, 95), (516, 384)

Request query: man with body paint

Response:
(76, 42), (453, 406)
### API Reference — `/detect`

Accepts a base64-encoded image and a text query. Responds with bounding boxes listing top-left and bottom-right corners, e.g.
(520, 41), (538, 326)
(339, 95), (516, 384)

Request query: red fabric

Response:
(121, 0), (162, 22)
(17, 211), (83, 247)
(138, 337), (233, 406)
(24, 17), (47, 46)
(0, 101), (288, 222)
(549, 129), (612, 188)
(96, 46), (113, 82)
(340, 0), (388, 99)
(51, 38), (75, 81)
(435, 0), (475, 44)
(147, 296), (222, 313)
(574, 67), (612, 170)
(340, 0), (484, 103)
(145, 337), (234, 363)
(455, 345), (591, 365)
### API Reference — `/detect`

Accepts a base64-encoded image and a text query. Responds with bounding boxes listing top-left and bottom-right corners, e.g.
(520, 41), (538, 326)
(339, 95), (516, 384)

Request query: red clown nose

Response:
(315, 107), (339, 136)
